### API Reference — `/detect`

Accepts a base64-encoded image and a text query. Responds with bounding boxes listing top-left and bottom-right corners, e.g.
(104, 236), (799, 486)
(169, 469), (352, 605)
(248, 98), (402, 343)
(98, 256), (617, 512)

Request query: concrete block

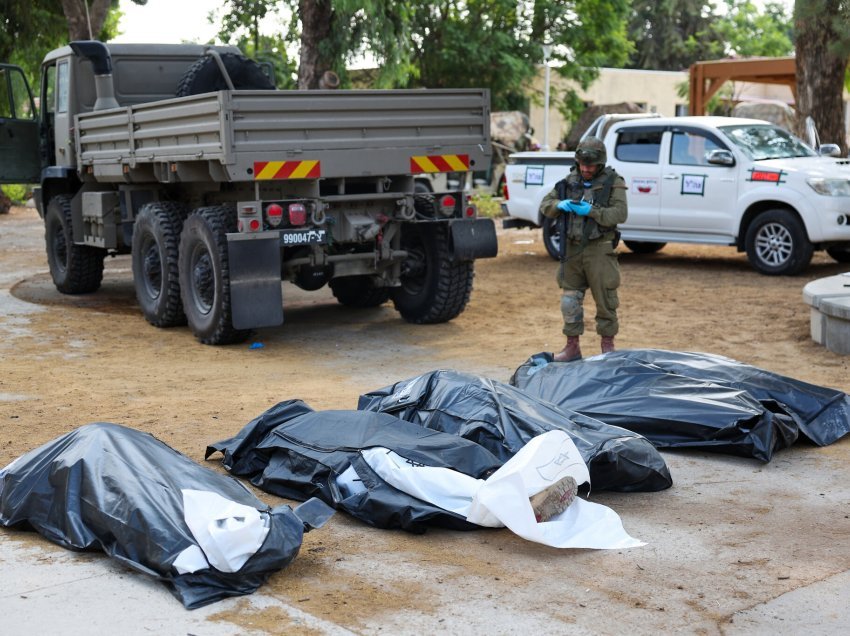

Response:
(802, 273), (850, 355)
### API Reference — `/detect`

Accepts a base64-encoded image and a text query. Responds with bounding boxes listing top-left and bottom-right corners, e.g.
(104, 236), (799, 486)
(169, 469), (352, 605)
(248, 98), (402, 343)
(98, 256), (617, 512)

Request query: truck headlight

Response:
(806, 178), (850, 196)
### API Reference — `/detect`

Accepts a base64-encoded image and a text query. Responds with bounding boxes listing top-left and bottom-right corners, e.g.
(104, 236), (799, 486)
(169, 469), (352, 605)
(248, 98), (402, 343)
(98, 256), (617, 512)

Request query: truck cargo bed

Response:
(76, 89), (491, 182)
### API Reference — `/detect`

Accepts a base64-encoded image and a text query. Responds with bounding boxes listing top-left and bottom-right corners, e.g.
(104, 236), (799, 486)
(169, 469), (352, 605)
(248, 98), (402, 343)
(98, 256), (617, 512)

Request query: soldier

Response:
(540, 136), (628, 361)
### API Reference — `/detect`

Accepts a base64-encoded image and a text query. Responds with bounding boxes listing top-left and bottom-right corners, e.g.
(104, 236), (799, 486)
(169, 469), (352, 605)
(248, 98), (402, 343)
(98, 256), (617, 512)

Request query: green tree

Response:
(403, 0), (631, 113)
(794, 0), (850, 153)
(60, 0), (148, 41)
(627, 0), (722, 70)
(1, 1), (68, 81)
(713, 0), (794, 58)
(214, 1), (299, 88)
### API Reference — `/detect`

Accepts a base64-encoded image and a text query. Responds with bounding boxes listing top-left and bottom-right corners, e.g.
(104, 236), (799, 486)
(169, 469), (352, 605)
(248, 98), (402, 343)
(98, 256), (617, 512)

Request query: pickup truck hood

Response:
(756, 155), (850, 177)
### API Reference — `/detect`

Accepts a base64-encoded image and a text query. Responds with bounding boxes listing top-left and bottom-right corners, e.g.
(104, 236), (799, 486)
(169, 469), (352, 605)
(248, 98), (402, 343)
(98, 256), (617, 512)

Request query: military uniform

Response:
(540, 153), (628, 341)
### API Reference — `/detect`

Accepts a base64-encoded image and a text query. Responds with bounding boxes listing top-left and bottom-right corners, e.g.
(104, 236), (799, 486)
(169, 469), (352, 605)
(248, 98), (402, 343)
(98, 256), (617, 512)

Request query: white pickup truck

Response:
(501, 115), (850, 275)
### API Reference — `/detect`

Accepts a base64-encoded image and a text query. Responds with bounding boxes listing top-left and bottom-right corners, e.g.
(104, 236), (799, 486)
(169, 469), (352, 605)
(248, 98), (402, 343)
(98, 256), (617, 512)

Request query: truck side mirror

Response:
(818, 143), (841, 158)
(706, 149), (735, 166)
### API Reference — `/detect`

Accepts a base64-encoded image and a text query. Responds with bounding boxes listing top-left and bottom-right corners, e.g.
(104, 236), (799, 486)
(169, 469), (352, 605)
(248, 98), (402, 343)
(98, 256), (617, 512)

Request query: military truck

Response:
(0, 41), (496, 344)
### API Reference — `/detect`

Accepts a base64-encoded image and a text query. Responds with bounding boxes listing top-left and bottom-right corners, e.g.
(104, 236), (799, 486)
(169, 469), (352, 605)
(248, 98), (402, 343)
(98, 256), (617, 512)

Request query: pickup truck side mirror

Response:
(818, 143), (841, 158)
(706, 149), (735, 166)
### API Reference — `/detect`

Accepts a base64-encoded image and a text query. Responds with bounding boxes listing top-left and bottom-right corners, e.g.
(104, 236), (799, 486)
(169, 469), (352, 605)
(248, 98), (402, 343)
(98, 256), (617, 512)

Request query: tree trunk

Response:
(794, 1), (848, 154)
(298, 0), (333, 89)
(60, 0), (111, 41)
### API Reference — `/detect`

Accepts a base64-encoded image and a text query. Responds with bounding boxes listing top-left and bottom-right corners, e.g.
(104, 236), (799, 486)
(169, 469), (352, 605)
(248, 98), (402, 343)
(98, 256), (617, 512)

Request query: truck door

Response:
(611, 126), (663, 228)
(659, 128), (737, 236)
(0, 64), (40, 184)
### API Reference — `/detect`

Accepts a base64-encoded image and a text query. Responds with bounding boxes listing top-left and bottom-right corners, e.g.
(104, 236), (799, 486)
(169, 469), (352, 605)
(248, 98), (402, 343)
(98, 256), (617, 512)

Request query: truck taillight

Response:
(464, 194), (476, 218)
(238, 203), (262, 233)
(439, 195), (457, 217)
(266, 203), (284, 227)
(503, 182), (509, 200)
(289, 203), (307, 225)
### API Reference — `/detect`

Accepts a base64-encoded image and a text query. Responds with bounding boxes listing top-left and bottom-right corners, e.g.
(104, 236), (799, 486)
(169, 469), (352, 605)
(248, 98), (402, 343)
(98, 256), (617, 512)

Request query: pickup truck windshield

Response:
(719, 124), (816, 160)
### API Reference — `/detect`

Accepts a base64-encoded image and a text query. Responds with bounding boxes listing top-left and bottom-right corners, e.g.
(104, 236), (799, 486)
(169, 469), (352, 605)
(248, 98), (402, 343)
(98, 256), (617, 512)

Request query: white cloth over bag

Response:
(360, 430), (644, 550)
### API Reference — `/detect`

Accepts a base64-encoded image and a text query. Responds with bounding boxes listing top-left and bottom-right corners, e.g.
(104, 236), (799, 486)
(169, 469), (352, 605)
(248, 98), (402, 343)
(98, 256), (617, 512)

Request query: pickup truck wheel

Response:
(826, 246), (850, 263)
(176, 53), (275, 96)
(330, 276), (390, 307)
(541, 216), (561, 260)
(745, 209), (813, 275)
(44, 195), (105, 294)
(179, 206), (250, 345)
(391, 223), (473, 323)
(624, 240), (666, 254)
(132, 202), (187, 327)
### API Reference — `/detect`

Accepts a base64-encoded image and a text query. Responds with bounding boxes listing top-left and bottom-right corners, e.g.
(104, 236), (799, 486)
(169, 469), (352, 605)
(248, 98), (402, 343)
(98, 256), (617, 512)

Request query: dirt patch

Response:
(1, 205), (848, 633)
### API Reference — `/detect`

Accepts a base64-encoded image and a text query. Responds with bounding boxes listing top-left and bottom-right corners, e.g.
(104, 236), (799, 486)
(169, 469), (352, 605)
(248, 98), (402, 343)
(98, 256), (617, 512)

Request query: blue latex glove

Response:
(556, 199), (572, 213)
(572, 200), (592, 216)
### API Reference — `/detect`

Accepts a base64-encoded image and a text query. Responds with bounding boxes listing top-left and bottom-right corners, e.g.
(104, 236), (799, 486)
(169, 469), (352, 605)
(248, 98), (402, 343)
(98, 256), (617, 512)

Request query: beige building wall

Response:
(528, 66), (812, 150)
(529, 67), (688, 149)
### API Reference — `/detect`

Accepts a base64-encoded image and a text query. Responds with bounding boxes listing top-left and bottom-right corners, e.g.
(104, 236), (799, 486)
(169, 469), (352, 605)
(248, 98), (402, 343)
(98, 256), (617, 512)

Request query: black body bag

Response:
(357, 369), (672, 492)
(0, 423), (332, 609)
(207, 401), (504, 534)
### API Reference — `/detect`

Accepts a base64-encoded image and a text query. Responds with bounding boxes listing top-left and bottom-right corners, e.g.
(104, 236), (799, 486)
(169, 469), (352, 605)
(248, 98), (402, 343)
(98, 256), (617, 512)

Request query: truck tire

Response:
(624, 240), (666, 254)
(178, 206), (250, 345)
(391, 222), (473, 323)
(541, 216), (561, 260)
(826, 246), (850, 263)
(44, 195), (105, 294)
(132, 202), (187, 327)
(745, 209), (813, 276)
(176, 53), (275, 97)
(330, 276), (390, 307)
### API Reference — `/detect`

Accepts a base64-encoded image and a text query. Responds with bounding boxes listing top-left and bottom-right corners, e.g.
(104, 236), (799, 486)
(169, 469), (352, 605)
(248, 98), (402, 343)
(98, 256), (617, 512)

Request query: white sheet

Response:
(360, 430), (644, 549)
(176, 489), (270, 574)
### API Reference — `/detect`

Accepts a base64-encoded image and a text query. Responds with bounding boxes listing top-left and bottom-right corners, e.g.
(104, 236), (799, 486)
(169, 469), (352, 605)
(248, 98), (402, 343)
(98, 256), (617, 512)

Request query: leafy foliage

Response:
(628, 0), (793, 71)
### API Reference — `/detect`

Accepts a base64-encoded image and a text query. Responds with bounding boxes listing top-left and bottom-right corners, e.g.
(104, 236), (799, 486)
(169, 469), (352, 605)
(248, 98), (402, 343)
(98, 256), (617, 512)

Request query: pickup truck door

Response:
(610, 126), (664, 228)
(0, 64), (40, 184)
(659, 127), (737, 236)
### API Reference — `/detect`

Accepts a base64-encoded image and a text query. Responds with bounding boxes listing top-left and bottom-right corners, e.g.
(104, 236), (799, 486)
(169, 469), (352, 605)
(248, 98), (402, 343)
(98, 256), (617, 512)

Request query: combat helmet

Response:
(575, 136), (607, 166)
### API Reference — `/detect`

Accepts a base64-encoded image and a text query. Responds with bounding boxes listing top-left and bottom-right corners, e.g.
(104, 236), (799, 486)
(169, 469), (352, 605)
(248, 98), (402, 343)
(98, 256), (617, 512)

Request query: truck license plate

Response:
(280, 228), (328, 246)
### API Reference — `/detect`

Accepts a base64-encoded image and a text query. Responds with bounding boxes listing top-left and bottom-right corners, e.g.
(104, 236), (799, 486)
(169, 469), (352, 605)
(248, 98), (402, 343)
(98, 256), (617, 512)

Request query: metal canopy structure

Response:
(688, 57), (796, 115)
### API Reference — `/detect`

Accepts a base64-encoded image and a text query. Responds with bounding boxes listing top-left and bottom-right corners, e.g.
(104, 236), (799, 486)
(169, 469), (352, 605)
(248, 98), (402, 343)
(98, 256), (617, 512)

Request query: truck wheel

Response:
(44, 195), (105, 294)
(624, 240), (666, 254)
(330, 276), (390, 307)
(176, 53), (275, 96)
(745, 209), (813, 275)
(541, 216), (561, 260)
(132, 202), (187, 327)
(391, 222), (473, 323)
(826, 246), (850, 263)
(178, 206), (250, 345)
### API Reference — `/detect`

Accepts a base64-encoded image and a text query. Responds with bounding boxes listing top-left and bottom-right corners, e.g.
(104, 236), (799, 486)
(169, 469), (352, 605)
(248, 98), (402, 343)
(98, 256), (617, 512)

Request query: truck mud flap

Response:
(227, 232), (283, 330)
(450, 218), (498, 261)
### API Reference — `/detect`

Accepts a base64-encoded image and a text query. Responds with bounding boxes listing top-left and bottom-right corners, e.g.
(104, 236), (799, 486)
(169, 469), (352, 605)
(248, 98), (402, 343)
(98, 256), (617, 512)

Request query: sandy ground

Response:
(1, 205), (848, 634)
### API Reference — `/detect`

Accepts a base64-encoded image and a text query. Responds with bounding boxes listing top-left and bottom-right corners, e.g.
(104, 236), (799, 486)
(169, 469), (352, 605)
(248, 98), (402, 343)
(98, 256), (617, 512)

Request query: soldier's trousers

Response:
(558, 238), (621, 337)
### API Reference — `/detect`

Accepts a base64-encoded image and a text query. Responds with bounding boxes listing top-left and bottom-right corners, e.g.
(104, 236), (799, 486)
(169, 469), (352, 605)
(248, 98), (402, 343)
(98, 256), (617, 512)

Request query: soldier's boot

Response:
(529, 475), (578, 523)
(554, 336), (581, 362)
(601, 336), (615, 354)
